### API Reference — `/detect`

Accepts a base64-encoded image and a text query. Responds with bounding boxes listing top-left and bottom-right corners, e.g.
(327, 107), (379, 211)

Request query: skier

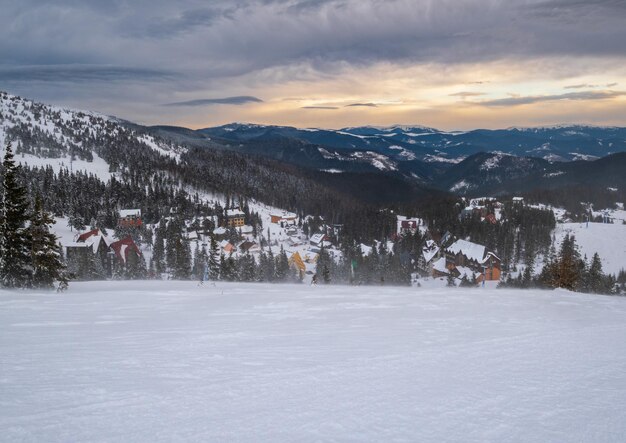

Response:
(311, 273), (318, 286)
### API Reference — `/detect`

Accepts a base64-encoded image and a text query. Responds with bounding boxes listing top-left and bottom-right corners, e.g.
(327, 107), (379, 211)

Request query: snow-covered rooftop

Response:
(227, 209), (245, 217)
(422, 240), (440, 263)
(446, 239), (487, 263)
(120, 209), (141, 218)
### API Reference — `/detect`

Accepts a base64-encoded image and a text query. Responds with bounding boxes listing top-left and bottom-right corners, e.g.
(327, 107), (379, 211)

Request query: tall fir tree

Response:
(172, 237), (192, 280)
(28, 196), (68, 289)
(152, 218), (166, 275)
(0, 144), (32, 288)
(208, 236), (220, 280)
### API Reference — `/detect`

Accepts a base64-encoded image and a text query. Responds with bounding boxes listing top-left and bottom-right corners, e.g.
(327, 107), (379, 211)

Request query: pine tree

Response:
(316, 245), (332, 284)
(587, 253), (604, 293)
(238, 252), (257, 282)
(446, 273), (456, 287)
(0, 144), (32, 288)
(28, 196), (68, 289)
(152, 219), (166, 274)
(172, 237), (191, 280)
(125, 249), (147, 280)
(275, 246), (289, 281)
(208, 236), (220, 280)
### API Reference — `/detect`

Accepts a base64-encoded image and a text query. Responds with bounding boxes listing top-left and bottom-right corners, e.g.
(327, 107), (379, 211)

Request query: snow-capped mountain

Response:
(0, 90), (184, 181)
(438, 151), (626, 196)
(2, 90), (625, 203)
(199, 122), (626, 163)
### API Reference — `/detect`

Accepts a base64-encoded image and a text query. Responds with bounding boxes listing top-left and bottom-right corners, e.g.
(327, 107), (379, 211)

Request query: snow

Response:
(480, 152), (512, 171)
(2, 281), (626, 442)
(119, 209), (141, 218)
(137, 134), (185, 161)
(422, 240), (440, 263)
(569, 152), (600, 161)
(446, 239), (488, 263)
(432, 256), (448, 273)
(450, 179), (473, 192)
(554, 222), (626, 275)
(423, 154), (464, 164)
(13, 152), (113, 182)
(226, 209), (245, 217)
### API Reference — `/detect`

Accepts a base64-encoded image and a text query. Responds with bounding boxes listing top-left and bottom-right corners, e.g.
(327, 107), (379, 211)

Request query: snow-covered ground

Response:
(2, 281), (626, 442)
(554, 222), (626, 274)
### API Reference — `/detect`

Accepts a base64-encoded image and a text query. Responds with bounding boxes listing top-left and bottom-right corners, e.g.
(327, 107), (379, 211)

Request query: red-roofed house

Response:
(109, 236), (142, 264)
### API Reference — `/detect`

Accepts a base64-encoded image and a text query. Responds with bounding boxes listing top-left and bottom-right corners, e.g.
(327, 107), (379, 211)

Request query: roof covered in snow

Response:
(432, 257), (448, 274)
(119, 209), (141, 218)
(422, 240), (440, 263)
(446, 239), (487, 263)
(310, 233), (326, 244)
(270, 211), (297, 219)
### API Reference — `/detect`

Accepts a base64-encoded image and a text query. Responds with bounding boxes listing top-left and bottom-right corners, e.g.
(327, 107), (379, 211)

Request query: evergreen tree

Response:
(587, 253), (604, 293)
(172, 237), (191, 280)
(0, 144), (32, 288)
(238, 252), (257, 282)
(28, 196), (68, 289)
(125, 249), (147, 280)
(446, 273), (456, 287)
(152, 219), (166, 274)
(316, 245), (332, 284)
(275, 246), (289, 281)
(208, 236), (220, 280)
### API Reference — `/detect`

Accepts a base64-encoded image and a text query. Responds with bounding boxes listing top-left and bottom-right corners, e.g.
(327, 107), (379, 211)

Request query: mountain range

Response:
(2, 90), (625, 204)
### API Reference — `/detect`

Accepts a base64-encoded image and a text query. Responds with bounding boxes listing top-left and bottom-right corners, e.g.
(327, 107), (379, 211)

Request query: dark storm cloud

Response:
(0, 65), (176, 83)
(480, 90), (626, 106)
(163, 96), (263, 106)
(4, 1), (626, 82)
(2, 0), (625, 121)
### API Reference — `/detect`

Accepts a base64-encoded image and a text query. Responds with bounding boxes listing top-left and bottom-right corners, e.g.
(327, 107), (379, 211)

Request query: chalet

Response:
(226, 209), (245, 228)
(65, 242), (93, 263)
(220, 240), (236, 254)
(443, 239), (501, 281)
(431, 257), (483, 283)
(270, 211), (297, 225)
(118, 209), (142, 228)
(289, 251), (306, 277)
(417, 240), (440, 274)
(396, 215), (423, 235)
(461, 206), (489, 219)
(239, 240), (259, 254)
(310, 233), (330, 247)
(76, 229), (112, 276)
(109, 236), (142, 263)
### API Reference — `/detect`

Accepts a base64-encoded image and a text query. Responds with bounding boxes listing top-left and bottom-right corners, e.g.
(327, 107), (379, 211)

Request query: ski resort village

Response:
(2, 87), (626, 439)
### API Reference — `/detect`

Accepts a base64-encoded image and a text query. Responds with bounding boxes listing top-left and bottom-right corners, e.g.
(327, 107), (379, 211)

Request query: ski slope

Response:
(554, 222), (626, 275)
(2, 282), (626, 441)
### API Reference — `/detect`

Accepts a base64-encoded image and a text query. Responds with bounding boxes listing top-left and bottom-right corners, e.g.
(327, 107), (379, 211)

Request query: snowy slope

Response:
(554, 222), (626, 274)
(0, 91), (184, 180)
(2, 281), (626, 442)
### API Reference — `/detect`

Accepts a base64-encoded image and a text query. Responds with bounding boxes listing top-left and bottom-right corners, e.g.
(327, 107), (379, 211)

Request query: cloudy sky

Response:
(2, 0), (626, 130)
